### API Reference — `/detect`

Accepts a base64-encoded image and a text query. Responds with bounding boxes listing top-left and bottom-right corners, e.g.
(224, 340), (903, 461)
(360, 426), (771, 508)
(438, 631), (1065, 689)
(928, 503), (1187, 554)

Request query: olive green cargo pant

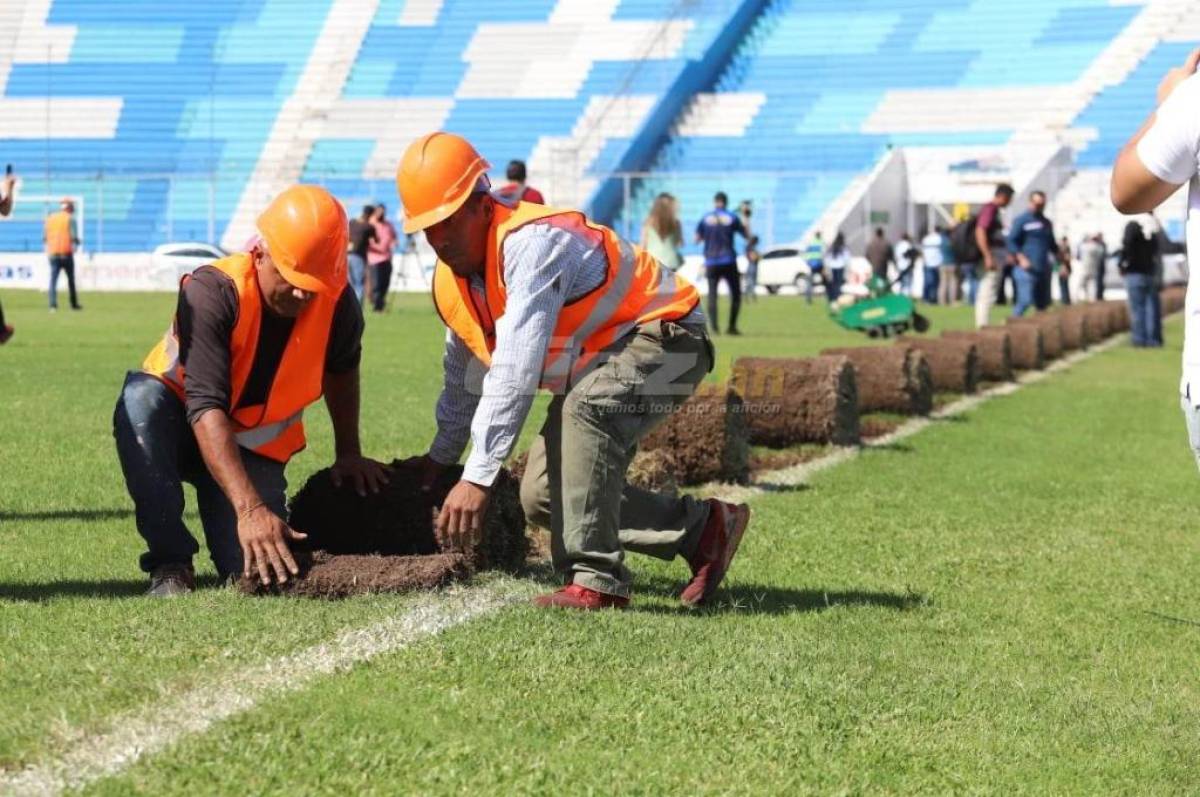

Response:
(519, 320), (715, 598)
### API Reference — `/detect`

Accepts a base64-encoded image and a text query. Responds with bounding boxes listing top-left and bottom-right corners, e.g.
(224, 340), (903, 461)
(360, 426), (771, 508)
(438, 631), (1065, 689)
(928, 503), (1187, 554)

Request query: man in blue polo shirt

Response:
(1006, 190), (1059, 317)
(696, 191), (747, 335)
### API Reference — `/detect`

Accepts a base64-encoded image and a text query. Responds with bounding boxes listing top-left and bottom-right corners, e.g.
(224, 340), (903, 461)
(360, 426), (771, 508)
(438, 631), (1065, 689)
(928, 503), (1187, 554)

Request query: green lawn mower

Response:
(829, 265), (931, 338)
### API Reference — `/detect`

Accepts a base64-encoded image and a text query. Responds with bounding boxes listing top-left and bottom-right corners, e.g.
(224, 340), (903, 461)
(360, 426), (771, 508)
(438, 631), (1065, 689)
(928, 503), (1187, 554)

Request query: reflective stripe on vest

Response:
(234, 409), (304, 450)
(431, 202), (699, 392)
(141, 252), (338, 463)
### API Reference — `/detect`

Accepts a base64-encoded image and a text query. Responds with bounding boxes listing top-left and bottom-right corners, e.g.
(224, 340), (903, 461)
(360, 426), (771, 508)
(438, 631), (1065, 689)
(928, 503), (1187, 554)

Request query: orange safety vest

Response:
(44, 211), (74, 255)
(432, 201), (699, 390)
(142, 252), (339, 463)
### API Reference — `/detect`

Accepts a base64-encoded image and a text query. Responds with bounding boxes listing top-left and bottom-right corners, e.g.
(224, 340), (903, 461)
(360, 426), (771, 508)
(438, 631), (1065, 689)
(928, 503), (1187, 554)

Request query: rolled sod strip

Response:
(240, 459), (528, 597)
(1008, 314), (1062, 360)
(730, 355), (860, 447)
(941, 328), (1014, 382)
(1084, 304), (1112, 341)
(821, 345), (933, 415)
(641, 384), (750, 485)
(1056, 307), (1090, 351)
(1162, 286), (1186, 315)
(1101, 300), (1131, 334)
(895, 337), (979, 394)
(992, 322), (1044, 370)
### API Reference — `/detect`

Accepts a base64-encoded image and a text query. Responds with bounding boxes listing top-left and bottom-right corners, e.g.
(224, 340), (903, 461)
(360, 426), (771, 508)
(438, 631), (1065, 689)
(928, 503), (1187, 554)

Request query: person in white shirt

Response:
(920, 227), (944, 303)
(1111, 47), (1200, 465)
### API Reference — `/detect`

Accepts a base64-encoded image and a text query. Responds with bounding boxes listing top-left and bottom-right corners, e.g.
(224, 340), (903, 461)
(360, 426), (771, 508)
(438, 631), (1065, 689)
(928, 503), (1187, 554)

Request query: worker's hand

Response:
(2, 173), (14, 194)
(329, 454), (391, 497)
(434, 479), (491, 551)
(983, 255), (996, 272)
(238, 505), (307, 586)
(415, 453), (449, 493)
(1017, 254), (1032, 270)
(1158, 47), (1200, 106)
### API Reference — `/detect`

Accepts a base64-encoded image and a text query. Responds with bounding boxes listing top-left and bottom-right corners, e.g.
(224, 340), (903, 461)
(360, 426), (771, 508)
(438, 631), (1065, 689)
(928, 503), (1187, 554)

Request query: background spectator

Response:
(695, 191), (746, 335)
(347, 204), (375, 303)
(1075, 233), (1106, 302)
(496, 160), (545, 204)
(974, 183), (1015, 328)
(920, 226), (944, 303)
(44, 198), (81, 312)
(1005, 190), (1058, 317)
(368, 203), (397, 313)
(895, 233), (919, 296)
(640, 192), (683, 272)
(804, 230), (824, 304)
(1119, 217), (1163, 347)
(738, 199), (758, 302)
(825, 231), (849, 304)
(0, 166), (14, 343)
(1056, 235), (1072, 305)
(865, 227), (894, 282)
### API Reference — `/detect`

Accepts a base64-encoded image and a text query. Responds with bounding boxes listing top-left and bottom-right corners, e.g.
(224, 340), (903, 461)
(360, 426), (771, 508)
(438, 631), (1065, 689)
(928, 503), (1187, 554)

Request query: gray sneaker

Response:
(147, 564), (196, 597)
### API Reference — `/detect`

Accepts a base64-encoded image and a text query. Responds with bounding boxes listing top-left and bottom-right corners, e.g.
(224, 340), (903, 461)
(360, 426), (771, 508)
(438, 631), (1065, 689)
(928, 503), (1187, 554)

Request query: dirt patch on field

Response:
(240, 458), (527, 598)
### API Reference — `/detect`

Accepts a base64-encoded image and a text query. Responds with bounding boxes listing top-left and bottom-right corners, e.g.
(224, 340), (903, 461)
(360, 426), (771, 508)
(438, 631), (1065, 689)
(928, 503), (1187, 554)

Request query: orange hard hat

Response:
(255, 184), (348, 295)
(397, 132), (491, 234)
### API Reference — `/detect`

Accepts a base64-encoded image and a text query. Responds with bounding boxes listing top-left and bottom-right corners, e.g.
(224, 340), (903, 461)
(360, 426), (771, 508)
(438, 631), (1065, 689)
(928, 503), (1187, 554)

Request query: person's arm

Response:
(176, 271), (305, 585)
(435, 224), (573, 549)
(70, 216), (80, 246)
(1007, 215), (1030, 270)
(1112, 49), (1200, 214)
(428, 329), (482, 466)
(0, 174), (13, 217)
(191, 410), (306, 585)
(695, 218), (704, 244)
(976, 209), (994, 270)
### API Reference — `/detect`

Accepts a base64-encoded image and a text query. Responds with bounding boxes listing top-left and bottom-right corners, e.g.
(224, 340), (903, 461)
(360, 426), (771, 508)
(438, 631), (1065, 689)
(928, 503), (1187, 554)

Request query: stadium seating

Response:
(0, 0), (1192, 255)
(616, 0), (1141, 249)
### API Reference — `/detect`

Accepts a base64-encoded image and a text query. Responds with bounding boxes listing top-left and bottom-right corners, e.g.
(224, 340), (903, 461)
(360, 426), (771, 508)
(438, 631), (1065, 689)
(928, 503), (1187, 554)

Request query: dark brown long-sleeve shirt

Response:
(175, 265), (363, 424)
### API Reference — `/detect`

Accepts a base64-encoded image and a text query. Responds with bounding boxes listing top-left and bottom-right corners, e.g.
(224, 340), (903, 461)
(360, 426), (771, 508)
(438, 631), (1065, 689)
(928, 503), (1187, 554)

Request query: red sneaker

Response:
(0, 325), (13, 345)
(533, 583), (629, 610)
(680, 500), (751, 606)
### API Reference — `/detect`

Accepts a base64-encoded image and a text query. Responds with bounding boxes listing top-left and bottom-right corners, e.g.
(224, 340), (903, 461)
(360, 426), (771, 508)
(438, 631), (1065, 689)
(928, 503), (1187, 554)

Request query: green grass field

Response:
(2, 289), (1198, 794)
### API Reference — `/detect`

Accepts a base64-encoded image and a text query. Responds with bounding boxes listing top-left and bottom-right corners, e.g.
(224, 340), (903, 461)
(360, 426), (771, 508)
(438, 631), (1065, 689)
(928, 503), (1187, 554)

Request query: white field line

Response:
(0, 580), (529, 797)
(0, 331), (1130, 796)
(707, 335), (1124, 503)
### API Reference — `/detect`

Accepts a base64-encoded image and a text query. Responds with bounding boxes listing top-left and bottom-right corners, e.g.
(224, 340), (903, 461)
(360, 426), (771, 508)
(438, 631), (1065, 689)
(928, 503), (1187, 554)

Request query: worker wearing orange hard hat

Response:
(399, 131), (751, 611)
(115, 184), (390, 596)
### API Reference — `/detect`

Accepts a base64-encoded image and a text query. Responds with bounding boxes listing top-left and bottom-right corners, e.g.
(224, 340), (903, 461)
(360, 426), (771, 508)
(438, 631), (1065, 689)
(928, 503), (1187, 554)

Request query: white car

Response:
(754, 246), (814, 295)
(150, 242), (227, 288)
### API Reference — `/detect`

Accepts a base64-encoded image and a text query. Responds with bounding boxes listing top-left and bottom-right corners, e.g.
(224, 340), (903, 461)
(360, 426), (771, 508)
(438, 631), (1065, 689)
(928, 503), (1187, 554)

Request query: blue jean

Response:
(1012, 268), (1051, 317)
(112, 372), (288, 578)
(1012, 268), (1036, 317)
(347, 253), (366, 302)
(922, 266), (939, 303)
(826, 268), (844, 303)
(48, 254), (79, 309)
(1124, 273), (1162, 346)
(963, 264), (979, 305)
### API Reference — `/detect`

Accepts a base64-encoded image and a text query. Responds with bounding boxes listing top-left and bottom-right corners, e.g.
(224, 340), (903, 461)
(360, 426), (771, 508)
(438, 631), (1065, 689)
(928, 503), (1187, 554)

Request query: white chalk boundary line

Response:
(0, 579), (530, 797)
(706, 334), (1125, 504)
(0, 330), (1133, 796)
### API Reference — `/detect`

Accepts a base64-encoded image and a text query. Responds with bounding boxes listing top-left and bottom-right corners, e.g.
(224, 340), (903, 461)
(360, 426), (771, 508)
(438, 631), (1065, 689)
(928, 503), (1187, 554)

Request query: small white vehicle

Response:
(150, 242), (227, 288)
(754, 246), (814, 295)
